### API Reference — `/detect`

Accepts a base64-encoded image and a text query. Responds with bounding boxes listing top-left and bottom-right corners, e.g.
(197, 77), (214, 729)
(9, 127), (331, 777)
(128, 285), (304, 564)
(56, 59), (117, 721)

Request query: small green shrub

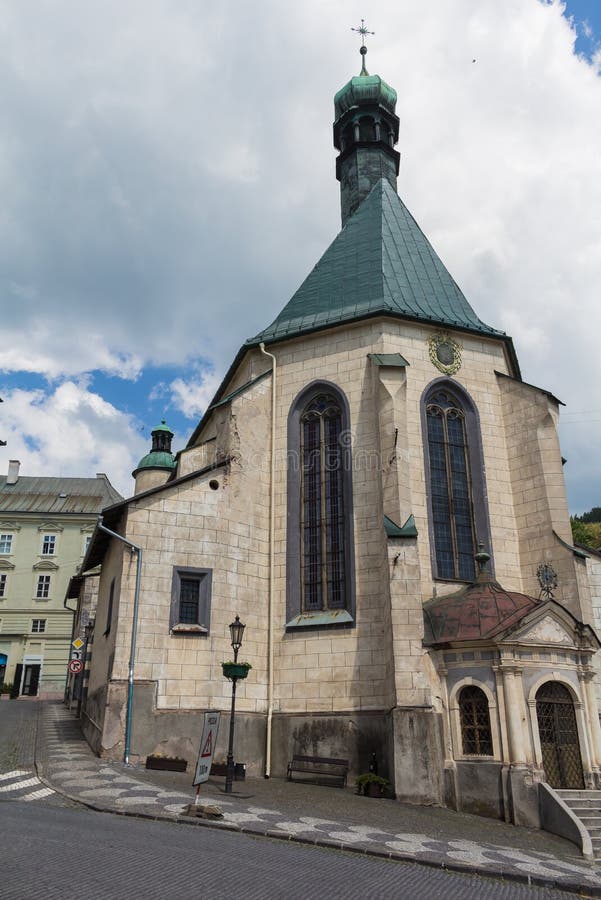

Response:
(355, 772), (390, 794)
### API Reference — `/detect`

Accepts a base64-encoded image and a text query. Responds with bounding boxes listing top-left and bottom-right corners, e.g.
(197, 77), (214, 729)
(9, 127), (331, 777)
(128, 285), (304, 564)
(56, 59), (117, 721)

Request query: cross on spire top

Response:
(351, 18), (374, 75)
(351, 18), (374, 47)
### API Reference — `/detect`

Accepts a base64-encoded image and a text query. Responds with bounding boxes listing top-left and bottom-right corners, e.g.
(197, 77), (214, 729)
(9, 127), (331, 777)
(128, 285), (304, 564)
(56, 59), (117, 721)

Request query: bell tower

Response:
(333, 24), (400, 226)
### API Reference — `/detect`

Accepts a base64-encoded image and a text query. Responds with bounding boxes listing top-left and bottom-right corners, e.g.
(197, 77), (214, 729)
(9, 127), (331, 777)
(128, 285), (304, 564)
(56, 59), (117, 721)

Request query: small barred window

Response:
(179, 578), (200, 624)
(169, 567), (212, 633)
(459, 685), (493, 756)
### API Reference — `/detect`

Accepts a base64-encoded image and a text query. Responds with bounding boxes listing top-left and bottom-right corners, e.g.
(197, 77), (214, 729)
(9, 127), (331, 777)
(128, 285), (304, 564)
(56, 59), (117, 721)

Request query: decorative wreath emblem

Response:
(428, 333), (462, 375)
(537, 563), (558, 600)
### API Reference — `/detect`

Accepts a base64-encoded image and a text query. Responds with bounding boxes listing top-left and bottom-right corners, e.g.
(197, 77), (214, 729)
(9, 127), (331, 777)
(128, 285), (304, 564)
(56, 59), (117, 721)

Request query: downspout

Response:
(259, 342), (276, 778)
(63, 593), (78, 704)
(97, 516), (142, 766)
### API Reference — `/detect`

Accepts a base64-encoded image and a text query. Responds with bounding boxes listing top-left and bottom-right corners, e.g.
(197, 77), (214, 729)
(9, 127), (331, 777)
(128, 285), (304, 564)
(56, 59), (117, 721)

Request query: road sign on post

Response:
(68, 659), (83, 675)
(193, 711), (221, 785)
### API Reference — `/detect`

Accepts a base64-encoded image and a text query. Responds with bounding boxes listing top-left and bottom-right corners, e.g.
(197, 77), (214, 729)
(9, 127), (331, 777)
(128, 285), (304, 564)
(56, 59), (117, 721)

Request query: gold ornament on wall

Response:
(428, 333), (462, 375)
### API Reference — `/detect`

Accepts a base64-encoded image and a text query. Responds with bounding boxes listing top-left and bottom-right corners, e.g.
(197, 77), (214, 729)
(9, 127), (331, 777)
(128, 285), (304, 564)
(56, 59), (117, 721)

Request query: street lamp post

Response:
(225, 615), (246, 794)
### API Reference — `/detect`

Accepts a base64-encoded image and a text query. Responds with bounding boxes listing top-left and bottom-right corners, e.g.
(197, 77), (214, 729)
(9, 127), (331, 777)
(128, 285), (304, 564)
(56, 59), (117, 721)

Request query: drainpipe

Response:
(63, 593), (78, 705)
(259, 342), (276, 778)
(97, 516), (142, 766)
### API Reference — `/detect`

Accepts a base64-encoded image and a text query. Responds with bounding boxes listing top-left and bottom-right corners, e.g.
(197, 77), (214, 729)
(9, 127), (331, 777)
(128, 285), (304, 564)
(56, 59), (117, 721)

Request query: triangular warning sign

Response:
(201, 730), (213, 758)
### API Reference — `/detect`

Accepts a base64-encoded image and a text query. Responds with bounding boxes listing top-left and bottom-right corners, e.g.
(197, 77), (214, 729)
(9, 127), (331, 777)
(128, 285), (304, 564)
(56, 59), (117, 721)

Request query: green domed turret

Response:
(334, 73), (397, 120)
(132, 420), (177, 479)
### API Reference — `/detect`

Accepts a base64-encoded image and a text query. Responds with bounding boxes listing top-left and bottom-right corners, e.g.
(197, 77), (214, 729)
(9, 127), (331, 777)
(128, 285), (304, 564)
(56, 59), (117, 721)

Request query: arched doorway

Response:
(536, 682), (584, 789)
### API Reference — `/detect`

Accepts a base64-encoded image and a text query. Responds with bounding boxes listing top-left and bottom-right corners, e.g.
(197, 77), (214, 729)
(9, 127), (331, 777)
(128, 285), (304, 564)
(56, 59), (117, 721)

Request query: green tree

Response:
(571, 517), (601, 549)
(577, 507), (601, 524)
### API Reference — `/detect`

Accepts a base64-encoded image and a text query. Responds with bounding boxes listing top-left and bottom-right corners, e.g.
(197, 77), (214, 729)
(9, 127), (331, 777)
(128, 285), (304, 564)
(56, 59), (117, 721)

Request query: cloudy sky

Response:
(1, 0), (600, 513)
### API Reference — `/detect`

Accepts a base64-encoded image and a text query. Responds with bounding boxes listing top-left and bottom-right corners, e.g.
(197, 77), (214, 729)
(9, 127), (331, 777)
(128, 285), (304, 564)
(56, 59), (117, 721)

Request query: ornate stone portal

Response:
(424, 558), (601, 824)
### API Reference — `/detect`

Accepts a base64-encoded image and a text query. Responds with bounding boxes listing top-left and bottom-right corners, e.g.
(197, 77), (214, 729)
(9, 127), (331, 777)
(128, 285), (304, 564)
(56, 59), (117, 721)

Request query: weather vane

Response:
(351, 18), (374, 75)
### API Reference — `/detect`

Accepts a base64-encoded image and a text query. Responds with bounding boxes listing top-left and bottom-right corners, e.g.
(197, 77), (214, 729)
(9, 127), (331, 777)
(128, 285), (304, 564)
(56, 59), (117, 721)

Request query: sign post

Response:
(193, 711), (220, 802)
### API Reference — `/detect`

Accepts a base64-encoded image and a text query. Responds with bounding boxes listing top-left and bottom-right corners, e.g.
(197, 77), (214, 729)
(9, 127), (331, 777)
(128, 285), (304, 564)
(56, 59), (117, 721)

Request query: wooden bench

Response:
(287, 754), (349, 788)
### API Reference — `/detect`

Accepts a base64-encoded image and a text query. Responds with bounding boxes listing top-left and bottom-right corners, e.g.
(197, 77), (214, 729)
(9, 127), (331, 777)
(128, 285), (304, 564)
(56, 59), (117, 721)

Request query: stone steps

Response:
(555, 789), (601, 859)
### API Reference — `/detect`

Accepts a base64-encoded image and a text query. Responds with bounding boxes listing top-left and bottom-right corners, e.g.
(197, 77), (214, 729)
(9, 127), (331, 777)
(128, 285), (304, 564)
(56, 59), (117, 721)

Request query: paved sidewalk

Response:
(34, 702), (601, 896)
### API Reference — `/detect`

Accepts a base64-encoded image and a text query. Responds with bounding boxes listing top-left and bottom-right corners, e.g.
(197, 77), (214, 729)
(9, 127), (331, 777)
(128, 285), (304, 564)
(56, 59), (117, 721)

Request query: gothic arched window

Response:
(423, 382), (491, 582)
(287, 383), (355, 627)
(301, 394), (346, 611)
(459, 685), (493, 756)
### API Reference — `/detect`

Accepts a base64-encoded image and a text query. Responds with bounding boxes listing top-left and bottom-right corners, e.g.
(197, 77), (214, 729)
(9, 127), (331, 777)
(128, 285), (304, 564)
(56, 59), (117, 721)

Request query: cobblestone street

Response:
(3, 700), (601, 896)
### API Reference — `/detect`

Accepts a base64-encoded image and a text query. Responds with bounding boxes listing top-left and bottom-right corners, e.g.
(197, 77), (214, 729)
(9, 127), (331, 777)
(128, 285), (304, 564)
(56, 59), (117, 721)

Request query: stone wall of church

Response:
(86, 309), (598, 793)
(496, 377), (584, 618)
(266, 321), (398, 721)
(88, 377), (272, 761)
(587, 551), (601, 706)
(377, 320), (523, 598)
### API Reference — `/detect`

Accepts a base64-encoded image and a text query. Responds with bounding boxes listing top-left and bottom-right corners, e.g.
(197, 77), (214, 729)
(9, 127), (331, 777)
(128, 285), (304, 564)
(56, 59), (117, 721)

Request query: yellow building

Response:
(0, 461), (121, 697)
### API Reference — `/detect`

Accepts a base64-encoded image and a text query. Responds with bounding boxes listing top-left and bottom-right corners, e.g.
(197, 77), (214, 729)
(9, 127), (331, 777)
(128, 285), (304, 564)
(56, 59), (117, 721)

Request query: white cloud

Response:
(0, 0), (599, 510)
(0, 381), (146, 497)
(169, 369), (223, 420)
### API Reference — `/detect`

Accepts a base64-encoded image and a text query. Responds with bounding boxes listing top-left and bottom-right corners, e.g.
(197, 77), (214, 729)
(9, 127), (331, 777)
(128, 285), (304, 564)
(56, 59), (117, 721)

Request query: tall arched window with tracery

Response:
(301, 394), (346, 611)
(423, 383), (491, 582)
(287, 382), (355, 627)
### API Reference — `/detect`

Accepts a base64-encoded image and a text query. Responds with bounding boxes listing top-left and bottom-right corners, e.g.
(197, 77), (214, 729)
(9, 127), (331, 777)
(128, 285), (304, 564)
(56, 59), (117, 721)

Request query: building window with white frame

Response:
(41, 534), (56, 556)
(0, 533), (13, 555)
(31, 618), (46, 633)
(0, 574), (6, 598)
(36, 575), (51, 599)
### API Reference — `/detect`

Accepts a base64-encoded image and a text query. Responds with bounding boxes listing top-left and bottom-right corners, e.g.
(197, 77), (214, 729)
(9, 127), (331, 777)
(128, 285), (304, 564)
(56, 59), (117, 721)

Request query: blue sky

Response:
(564, 0), (601, 58)
(1, 0), (601, 514)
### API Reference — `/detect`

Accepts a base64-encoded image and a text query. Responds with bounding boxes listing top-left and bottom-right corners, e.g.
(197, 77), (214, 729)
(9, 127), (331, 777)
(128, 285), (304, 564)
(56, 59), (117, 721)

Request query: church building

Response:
(80, 45), (601, 831)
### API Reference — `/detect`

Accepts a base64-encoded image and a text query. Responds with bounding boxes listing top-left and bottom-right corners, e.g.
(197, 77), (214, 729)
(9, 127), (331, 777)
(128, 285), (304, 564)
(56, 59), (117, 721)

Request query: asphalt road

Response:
(0, 801), (577, 900)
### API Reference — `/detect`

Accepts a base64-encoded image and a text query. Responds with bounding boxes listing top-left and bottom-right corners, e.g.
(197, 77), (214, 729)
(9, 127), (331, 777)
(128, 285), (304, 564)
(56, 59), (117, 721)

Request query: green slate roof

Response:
(247, 179), (504, 347)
